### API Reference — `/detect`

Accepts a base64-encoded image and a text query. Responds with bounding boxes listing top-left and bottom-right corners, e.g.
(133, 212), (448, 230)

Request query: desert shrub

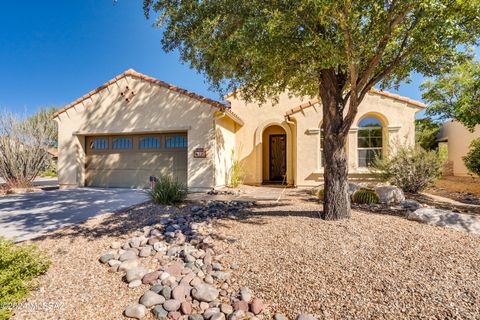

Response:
(229, 149), (244, 188)
(0, 237), (50, 320)
(0, 108), (57, 188)
(351, 189), (380, 204)
(372, 145), (442, 193)
(317, 188), (325, 202)
(463, 138), (480, 177)
(149, 175), (187, 205)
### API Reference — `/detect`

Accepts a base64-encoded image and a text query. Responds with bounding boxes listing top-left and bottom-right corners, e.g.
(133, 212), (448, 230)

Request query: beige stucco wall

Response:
(214, 115), (238, 187)
(438, 121), (480, 176)
(227, 91), (421, 187)
(55, 75), (219, 191)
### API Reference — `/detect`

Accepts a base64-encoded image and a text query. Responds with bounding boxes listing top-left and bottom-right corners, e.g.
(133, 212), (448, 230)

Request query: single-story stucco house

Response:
(437, 121), (480, 176)
(53, 69), (425, 191)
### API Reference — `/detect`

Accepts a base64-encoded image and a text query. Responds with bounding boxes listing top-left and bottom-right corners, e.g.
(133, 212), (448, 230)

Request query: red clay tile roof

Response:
(52, 69), (243, 125)
(285, 89), (426, 116)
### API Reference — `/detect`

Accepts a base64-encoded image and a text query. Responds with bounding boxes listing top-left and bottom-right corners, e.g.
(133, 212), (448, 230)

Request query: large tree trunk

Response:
(322, 127), (350, 220)
(319, 75), (351, 220)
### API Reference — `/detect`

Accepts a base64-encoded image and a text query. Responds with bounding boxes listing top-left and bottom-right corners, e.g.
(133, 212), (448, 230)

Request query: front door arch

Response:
(254, 119), (294, 185)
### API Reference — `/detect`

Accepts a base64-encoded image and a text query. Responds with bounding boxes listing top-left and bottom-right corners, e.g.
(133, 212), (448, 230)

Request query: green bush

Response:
(149, 175), (187, 205)
(317, 188), (325, 202)
(0, 238), (50, 320)
(351, 189), (380, 204)
(463, 138), (480, 177)
(372, 145), (443, 193)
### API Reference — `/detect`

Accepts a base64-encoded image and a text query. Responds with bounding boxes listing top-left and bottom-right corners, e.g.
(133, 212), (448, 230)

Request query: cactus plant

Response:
(351, 189), (380, 204)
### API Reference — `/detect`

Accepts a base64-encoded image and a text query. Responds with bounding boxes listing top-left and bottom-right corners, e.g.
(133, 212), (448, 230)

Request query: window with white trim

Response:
(358, 116), (383, 167)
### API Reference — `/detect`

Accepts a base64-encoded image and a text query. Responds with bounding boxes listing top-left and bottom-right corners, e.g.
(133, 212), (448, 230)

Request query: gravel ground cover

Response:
(12, 190), (480, 320)
(11, 203), (187, 320)
(215, 194), (480, 319)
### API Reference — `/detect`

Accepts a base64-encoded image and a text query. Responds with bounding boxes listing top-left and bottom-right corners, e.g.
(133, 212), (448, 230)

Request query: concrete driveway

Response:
(0, 188), (149, 242)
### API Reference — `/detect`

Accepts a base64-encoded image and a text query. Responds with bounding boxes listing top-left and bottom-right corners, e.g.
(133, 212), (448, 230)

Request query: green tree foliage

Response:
(0, 237), (50, 320)
(422, 59), (480, 131)
(143, 0), (480, 219)
(415, 118), (440, 150)
(463, 138), (480, 177)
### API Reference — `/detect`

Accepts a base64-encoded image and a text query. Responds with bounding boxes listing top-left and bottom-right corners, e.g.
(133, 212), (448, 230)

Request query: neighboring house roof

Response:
(285, 88), (426, 116)
(52, 69), (244, 125)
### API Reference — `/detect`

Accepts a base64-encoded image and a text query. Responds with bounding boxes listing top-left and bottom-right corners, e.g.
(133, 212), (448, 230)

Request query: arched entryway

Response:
(262, 125), (287, 182)
(254, 119), (293, 185)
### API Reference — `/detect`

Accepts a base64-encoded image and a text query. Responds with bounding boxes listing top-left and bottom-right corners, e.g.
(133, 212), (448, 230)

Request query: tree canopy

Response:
(422, 59), (480, 131)
(143, 0), (480, 219)
(415, 118), (440, 151)
(144, 0), (479, 105)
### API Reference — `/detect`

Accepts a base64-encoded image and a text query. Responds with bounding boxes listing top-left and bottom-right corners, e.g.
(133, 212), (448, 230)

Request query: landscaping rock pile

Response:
(99, 200), (286, 320)
(374, 186), (405, 204)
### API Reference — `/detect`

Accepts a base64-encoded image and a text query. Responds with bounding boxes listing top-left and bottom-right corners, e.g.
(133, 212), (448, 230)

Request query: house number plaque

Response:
(193, 148), (207, 158)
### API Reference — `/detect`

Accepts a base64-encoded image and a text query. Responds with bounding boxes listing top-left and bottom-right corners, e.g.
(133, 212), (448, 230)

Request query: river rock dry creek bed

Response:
(11, 193), (480, 320)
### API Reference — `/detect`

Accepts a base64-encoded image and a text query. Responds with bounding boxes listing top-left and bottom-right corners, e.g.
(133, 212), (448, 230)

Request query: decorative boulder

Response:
(400, 199), (421, 211)
(375, 186), (405, 204)
(192, 283), (219, 302)
(124, 304), (146, 319)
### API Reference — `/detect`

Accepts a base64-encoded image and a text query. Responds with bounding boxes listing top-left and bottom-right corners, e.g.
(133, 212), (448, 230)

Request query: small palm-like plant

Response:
(317, 188), (325, 202)
(229, 149), (244, 188)
(351, 189), (380, 204)
(149, 175), (187, 205)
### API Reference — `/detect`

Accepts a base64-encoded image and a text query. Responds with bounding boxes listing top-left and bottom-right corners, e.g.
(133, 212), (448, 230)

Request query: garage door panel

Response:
(85, 133), (188, 188)
(86, 154), (180, 171)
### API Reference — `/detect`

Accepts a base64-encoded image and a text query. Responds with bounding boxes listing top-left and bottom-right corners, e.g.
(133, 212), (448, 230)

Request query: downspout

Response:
(285, 115), (295, 125)
(284, 115), (296, 186)
(212, 111), (226, 190)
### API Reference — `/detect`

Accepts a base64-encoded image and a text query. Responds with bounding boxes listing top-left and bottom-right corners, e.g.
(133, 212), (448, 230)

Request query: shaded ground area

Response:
(427, 176), (480, 205)
(0, 177), (59, 196)
(0, 188), (148, 241)
(216, 194), (480, 319)
(12, 189), (480, 320)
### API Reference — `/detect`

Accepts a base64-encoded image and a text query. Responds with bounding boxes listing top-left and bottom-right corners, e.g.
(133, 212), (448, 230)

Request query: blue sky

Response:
(0, 1), (472, 116)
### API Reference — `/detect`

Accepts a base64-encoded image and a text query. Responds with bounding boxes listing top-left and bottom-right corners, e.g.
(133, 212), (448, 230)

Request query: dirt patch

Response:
(427, 176), (480, 205)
